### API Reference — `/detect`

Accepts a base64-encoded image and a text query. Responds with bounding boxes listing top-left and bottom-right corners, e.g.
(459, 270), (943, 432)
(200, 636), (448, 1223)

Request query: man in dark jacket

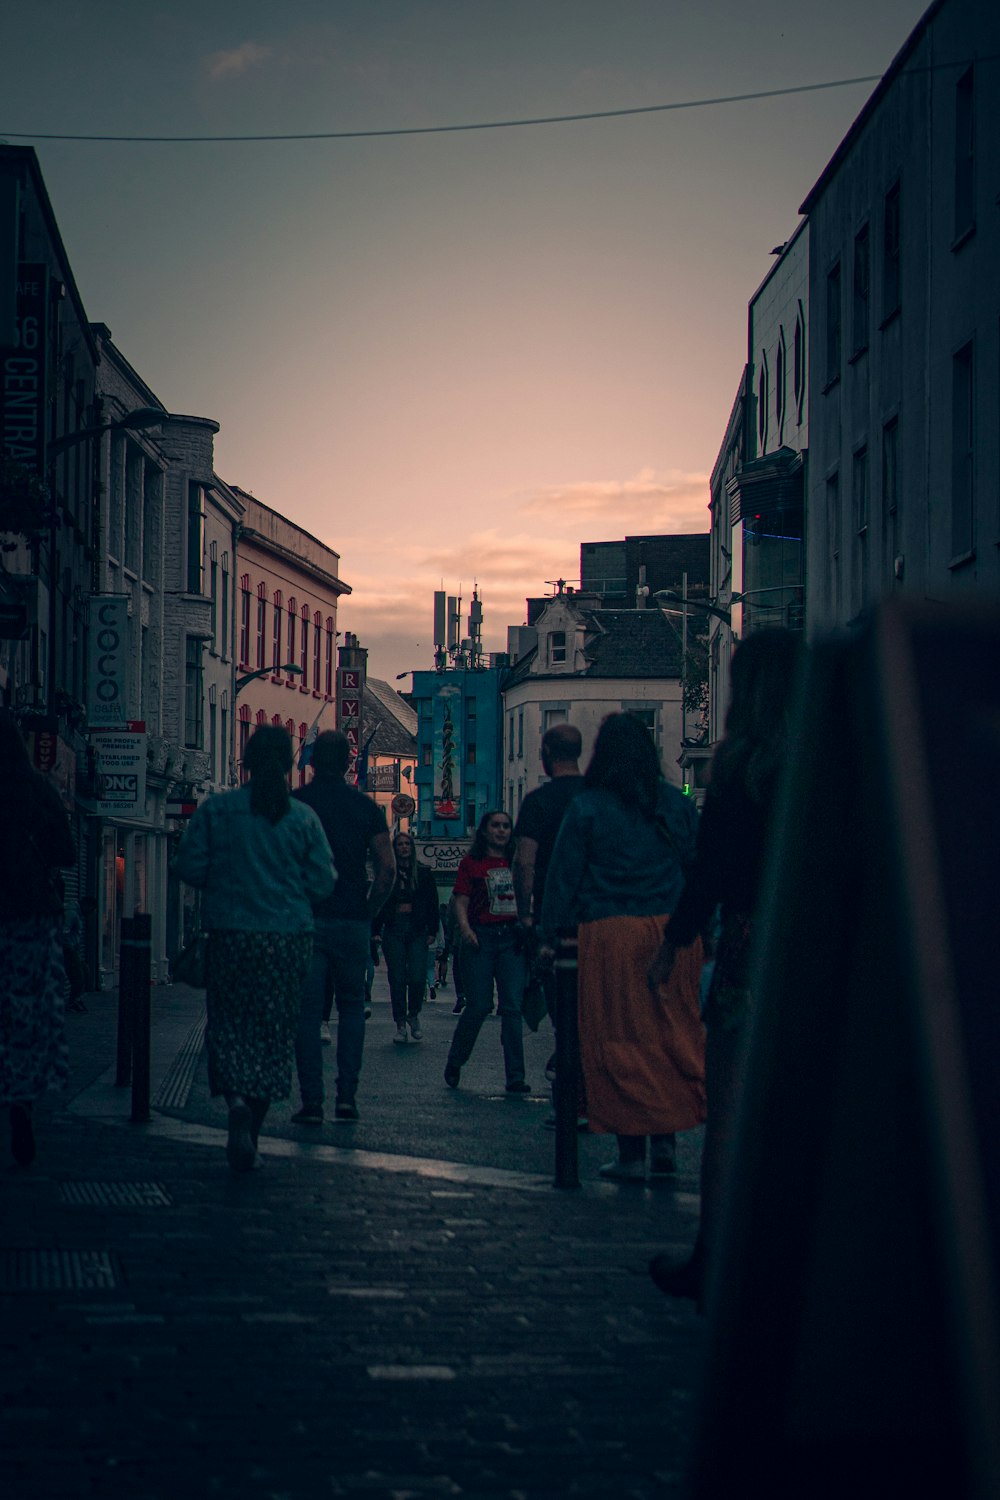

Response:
(291, 731), (395, 1123)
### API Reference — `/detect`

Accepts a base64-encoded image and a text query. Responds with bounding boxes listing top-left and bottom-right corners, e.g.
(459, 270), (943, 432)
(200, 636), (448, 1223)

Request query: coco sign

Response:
(87, 595), (129, 727)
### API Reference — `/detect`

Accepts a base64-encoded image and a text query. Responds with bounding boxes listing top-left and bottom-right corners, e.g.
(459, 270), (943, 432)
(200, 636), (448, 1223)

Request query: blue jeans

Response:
(295, 917), (370, 1108)
(446, 924), (527, 1085)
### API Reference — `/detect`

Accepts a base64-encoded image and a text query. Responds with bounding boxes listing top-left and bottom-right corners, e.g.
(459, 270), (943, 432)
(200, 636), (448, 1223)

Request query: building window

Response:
(881, 419), (900, 586)
(508, 713), (514, 760)
(882, 181), (901, 320)
(629, 708), (655, 731)
(300, 605), (309, 677)
(313, 611), (322, 690)
(955, 67), (975, 239)
(852, 224), (870, 355)
(757, 352), (769, 450)
(517, 709), (524, 758)
(208, 697), (217, 783)
(238, 575), (251, 666)
(825, 262), (841, 386)
(952, 341), (975, 558)
(184, 639), (204, 749)
(298, 723), (308, 787)
(466, 698), (477, 719)
(543, 708), (567, 731)
(466, 742), (476, 765)
(775, 333), (786, 443)
(238, 705), (251, 783)
(422, 744), (432, 766)
(186, 483), (205, 595)
(548, 631), (566, 666)
(272, 592), (283, 671)
(465, 802), (476, 831)
(826, 471), (842, 618)
(220, 699), (229, 783)
(325, 618), (335, 696)
(220, 555), (230, 660)
(209, 558), (218, 649)
(256, 584), (266, 670)
(793, 302), (806, 421)
(853, 446), (869, 611)
(286, 597), (296, 669)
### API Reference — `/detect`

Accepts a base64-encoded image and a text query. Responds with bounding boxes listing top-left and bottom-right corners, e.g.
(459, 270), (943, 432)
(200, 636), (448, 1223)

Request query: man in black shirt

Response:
(512, 722), (585, 928)
(292, 731), (395, 1123)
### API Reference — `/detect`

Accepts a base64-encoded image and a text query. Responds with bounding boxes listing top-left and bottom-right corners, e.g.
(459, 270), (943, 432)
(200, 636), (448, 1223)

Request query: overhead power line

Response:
(0, 73), (887, 144)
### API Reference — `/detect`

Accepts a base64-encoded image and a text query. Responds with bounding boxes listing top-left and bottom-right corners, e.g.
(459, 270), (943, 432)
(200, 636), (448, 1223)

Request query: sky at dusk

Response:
(2, 0), (928, 682)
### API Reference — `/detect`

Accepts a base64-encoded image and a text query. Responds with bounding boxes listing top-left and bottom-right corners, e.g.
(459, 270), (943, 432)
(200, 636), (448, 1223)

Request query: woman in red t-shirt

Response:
(444, 810), (529, 1092)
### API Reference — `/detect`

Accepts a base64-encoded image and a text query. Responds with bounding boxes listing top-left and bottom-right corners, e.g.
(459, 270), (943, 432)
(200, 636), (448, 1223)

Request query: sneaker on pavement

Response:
(428, 986), (436, 1000)
(363, 1002), (372, 1020)
(649, 1155), (677, 1178)
(408, 1020), (423, 1041)
(598, 1158), (646, 1182)
(319, 1021), (332, 1046)
(334, 1099), (359, 1121)
(291, 1105), (324, 1126)
(392, 1024), (408, 1044)
(444, 1062), (461, 1088)
(505, 1080), (531, 1094)
(451, 1000), (464, 1015)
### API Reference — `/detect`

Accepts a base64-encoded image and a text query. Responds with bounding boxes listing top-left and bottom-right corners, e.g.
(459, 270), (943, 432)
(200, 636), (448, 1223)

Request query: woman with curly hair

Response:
(172, 725), (335, 1172)
(541, 712), (704, 1182)
(647, 628), (802, 1305)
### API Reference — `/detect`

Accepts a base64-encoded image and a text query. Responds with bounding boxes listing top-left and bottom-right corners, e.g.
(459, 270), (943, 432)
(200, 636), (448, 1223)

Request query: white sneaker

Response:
(408, 1020), (423, 1041)
(320, 1021), (332, 1046)
(598, 1158), (646, 1182)
(392, 1024), (408, 1044)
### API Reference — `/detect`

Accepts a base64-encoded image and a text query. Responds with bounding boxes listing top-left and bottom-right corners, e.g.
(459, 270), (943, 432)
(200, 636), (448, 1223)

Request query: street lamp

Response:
(235, 662), (303, 694)
(47, 404), (166, 459)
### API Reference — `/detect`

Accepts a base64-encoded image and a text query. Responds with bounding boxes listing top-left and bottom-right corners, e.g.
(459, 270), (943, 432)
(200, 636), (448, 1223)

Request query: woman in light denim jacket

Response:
(173, 726), (335, 1172)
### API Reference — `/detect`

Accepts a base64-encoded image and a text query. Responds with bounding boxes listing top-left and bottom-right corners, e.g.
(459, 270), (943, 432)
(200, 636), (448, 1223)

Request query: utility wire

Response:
(0, 73), (888, 144)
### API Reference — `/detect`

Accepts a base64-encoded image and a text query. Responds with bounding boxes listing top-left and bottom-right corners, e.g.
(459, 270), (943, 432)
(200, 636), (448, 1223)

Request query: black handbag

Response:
(172, 932), (207, 988)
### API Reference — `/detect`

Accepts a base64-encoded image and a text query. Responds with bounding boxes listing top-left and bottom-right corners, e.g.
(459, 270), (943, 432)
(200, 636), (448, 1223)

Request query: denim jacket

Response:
(540, 782), (698, 940)
(172, 786), (336, 933)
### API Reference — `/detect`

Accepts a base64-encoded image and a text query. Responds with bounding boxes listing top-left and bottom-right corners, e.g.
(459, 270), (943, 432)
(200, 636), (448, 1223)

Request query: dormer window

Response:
(548, 631), (566, 665)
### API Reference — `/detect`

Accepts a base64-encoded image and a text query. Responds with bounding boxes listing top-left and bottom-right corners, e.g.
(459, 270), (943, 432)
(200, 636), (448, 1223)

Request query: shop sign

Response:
(87, 595), (130, 727)
(92, 724), (147, 818)
(1, 264), (47, 476)
(371, 762), (400, 794)
(415, 839), (469, 874)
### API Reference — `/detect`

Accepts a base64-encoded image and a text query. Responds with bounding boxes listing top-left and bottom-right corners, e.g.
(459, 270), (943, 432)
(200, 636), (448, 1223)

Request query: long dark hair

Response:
(711, 629), (802, 805)
(242, 725), (293, 824)
(393, 830), (418, 894)
(0, 710), (33, 780)
(469, 808), (514, 860)
(584, 712), (662, 820)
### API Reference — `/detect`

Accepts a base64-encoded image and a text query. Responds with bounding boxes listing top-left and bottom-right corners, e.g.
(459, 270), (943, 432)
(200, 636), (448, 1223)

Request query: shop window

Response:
(882, 181), (901, 320)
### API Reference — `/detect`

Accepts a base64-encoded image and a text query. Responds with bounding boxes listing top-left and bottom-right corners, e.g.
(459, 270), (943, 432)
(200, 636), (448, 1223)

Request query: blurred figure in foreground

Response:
(173, 725), (335, 1171)
(647, 629), (802, 1304)
(0, 710), (74, 1167)
(542, 713), (704, 1181)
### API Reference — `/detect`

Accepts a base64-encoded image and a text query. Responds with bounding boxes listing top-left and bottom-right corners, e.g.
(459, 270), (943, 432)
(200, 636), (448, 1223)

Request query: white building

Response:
(501, 589), (687, 816)
(802, 0), (1000, 631)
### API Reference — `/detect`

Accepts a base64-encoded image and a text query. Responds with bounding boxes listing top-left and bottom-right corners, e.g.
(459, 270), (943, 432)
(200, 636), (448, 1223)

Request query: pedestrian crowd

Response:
(2, 630), (800, 1315)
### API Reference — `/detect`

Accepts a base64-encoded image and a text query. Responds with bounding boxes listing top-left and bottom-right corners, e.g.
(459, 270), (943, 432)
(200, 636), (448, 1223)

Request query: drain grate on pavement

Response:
(59, 1181), (173, 1208)
(0, 1250), (122, 1291)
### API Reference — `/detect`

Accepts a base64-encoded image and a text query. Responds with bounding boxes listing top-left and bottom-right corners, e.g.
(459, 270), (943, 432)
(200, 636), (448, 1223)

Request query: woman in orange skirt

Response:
(541, 714), (705, 1181)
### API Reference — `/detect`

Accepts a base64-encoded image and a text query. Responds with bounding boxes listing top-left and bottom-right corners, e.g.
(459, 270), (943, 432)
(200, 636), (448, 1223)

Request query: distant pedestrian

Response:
(444, 810), (529, 1092)
(291, 731), (395, 1124)
(513, 722), (586, 1123)
(373, 832), (440, 1043)
(172, 725), (335, 1172)
(647, 629), (802, 1306)
(0, 711), (75, 1168)
(541, 713), (704, 1181)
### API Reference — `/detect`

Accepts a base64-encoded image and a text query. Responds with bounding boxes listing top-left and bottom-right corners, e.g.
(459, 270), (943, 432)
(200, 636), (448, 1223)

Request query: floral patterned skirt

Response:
(205, 930), (313, 1101)
(0, 917), (70, 1105)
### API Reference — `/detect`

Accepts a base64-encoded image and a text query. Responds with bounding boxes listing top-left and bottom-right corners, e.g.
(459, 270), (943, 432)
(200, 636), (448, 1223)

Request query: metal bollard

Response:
(553, 929), (580, 1189)
(115, 916), (134, 1087)
(129, 914), (152, 1124)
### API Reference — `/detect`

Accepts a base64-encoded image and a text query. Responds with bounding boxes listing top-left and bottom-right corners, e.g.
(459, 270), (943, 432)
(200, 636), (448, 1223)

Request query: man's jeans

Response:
(295, 917), (370, 1108)
(447, 924), (527, 1085)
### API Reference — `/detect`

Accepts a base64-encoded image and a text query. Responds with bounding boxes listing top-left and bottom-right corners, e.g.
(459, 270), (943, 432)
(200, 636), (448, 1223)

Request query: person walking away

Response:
(541, 713), (704, 1181)
(373, 832), (440, 1042)
(513, 721), (586, 1124)
(172, 725), (335, 1172)
(0, 711), (75, 1167)
(647, 629), (802, 1307)
(291, 730), (395, 1124)
(444, 810), (529, 1092)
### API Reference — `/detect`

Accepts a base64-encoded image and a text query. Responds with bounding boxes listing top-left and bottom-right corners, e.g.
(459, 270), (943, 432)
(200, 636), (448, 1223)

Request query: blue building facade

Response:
(410, 665), (506, 845)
